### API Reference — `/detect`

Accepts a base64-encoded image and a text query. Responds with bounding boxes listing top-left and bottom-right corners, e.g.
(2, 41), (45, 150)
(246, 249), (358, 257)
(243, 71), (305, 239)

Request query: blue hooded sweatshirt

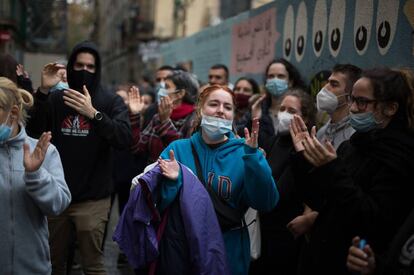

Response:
(160, 131), (279, 275)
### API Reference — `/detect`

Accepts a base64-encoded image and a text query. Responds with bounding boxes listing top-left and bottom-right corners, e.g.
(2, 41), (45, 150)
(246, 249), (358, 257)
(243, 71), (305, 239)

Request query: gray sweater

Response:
(0, 126), (71, 274)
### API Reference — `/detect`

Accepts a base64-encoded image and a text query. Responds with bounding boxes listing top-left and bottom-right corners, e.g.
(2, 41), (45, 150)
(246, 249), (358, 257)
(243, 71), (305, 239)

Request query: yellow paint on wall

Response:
(404, 0), (414, 28)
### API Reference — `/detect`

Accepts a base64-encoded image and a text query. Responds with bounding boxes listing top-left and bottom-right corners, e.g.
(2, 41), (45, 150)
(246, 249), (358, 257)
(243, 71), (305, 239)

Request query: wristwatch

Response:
(93, 111), (103, 121)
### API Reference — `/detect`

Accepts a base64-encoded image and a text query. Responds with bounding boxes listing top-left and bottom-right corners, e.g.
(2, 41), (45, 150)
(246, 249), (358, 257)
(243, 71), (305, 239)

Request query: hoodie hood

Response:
(67, 41), (101, 94)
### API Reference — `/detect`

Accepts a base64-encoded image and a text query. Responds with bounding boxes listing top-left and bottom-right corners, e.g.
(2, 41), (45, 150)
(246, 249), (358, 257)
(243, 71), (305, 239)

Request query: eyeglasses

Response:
(349, 96), (377, 110)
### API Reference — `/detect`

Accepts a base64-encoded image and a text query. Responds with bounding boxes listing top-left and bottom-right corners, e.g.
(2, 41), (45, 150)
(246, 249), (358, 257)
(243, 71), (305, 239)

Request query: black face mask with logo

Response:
(71, 69), (95, 93)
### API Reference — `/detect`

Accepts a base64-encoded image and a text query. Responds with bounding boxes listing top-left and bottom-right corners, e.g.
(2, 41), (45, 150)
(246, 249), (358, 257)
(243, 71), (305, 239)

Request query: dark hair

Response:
(157, 65), (174, 72)
(174, 64), (188, 72)
(210, 64), (229, 79)
(362, 67), (414, 129)
(234, 77), (260, 94)
(141, 91), (155, 103)
(166, 70), (199, 104)
(264, 58), (306, 89)
(0, 54), (18, 84)
(332, 64), (362, 94)
(278, 88), (317, 129)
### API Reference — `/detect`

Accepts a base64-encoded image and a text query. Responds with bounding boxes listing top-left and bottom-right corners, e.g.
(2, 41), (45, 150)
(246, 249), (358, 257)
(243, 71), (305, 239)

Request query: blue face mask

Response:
(50, 81), (69, 93)
(200, 115), (233, 141)
(265, 78), (288, 97)
(157, 87), (169, 104)
(349, 112), (381, 132)
(0, 113), (12, 143)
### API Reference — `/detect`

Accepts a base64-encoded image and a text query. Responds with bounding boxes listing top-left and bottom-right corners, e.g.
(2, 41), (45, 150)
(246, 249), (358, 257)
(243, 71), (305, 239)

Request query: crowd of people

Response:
(1, 40), (414, 275)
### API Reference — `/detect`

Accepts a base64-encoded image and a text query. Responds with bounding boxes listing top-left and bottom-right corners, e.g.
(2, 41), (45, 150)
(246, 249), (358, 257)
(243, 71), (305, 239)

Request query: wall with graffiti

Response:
(160, 0), (414, 95)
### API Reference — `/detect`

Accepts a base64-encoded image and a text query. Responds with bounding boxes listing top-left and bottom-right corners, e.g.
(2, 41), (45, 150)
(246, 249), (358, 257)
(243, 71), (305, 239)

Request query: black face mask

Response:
(71, 69), (95, 93)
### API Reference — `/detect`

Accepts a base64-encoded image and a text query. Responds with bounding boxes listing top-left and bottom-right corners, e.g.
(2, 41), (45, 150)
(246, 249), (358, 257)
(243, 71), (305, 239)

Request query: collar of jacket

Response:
(0, 124), (26, 148)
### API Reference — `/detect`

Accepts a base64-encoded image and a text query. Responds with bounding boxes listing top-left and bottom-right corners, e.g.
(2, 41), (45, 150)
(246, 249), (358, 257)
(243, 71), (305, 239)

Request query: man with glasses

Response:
(316, 64), (362, 149)
(27, 41), (132, 274)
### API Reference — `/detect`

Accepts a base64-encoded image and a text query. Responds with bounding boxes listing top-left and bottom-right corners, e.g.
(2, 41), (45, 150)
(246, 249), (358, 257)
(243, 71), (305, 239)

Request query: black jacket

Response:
(292, 118), (414, 274)
(250, 134), (304, 275)
(26, 41), (132, 202)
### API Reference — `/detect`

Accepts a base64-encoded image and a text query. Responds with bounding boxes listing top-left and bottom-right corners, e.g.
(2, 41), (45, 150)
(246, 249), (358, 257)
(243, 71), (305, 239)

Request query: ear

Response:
(10, 105), (20, 121)
(384, 102), (399, 117)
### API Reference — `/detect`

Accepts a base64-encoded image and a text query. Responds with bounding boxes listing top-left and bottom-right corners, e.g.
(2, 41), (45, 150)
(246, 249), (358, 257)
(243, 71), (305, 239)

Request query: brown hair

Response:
(278, 88), (317, 129)
(191, 85), (234, 134)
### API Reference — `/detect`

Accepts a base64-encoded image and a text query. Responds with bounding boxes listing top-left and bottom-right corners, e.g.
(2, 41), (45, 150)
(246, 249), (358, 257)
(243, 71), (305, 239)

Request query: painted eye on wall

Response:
(312, 0), (327, 56)
(328, 0), (346, 57)
(285, 39), (292, 57)
(283, 5), (295, 60)
(295, 1), (308, 62)
(354, 0), (373, 55)
(376, 0), (399, 55)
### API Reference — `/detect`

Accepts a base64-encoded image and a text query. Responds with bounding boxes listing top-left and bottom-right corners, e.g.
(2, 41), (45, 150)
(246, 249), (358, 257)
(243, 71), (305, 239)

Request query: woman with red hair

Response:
(157, 85), (279, 275)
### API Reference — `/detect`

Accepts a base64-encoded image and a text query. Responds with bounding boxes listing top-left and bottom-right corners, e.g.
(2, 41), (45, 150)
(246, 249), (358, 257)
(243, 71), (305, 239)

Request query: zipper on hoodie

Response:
(6, 145), (15, 273)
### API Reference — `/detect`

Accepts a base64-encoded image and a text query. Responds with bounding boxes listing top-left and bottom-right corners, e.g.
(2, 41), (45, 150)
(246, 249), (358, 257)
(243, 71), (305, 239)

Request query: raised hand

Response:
(251, 94), (266, 120)
(289, 114), (312, 152)
(16, 64), (29, 78)
(346, 236), (376, 274)
(127, 86), (145, 115)
(40, 63), (66, 92)
(244, 118), (259, 148)
(158, 96), (173, 122)
(158, 150), (180, 180)
(23, 132), (51, 172)
(63, 85), (96, 119)
(301, 126), (337, 167)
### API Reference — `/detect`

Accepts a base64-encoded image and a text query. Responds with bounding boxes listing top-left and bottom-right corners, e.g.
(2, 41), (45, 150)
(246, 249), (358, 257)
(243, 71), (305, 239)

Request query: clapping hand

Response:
(127, 86), (145, 115)
(158, 150), (180, 180)
(63, 85), (96, 119)
(158, 96), (173, 122)
(290, 115), (336, 167)
(289, 114), (313, 152)
(23, 132), (51, 172)
(40, 63), (66, 92)
(16, 64), (29, 78)
(251, 94), (266, 120)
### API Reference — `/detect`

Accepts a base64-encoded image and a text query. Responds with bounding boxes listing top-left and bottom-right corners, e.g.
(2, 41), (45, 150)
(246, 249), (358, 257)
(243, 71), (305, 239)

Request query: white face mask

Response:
(316, 87), (339, 114)
(200, 114), (233, 141)
(277, 111), (294, 135)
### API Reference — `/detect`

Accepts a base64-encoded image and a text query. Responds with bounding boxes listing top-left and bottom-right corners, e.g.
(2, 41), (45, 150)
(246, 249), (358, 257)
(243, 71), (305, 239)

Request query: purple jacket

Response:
(113, 164), (230, 274)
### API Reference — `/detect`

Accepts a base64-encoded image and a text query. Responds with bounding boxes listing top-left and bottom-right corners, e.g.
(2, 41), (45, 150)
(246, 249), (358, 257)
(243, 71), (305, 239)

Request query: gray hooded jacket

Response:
(0, 126), (71, 274)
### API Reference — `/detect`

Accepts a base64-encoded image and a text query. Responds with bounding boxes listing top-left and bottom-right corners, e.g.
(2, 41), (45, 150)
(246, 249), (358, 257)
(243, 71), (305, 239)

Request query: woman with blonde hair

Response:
(0, 77), (71, 274)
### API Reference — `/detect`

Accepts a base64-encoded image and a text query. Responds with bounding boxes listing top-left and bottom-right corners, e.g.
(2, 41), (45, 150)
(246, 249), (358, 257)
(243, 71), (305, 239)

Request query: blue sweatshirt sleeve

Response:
(242, 145), (279, 211)
(24, 144), (71, 216)
(158, 142), (183, 212)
